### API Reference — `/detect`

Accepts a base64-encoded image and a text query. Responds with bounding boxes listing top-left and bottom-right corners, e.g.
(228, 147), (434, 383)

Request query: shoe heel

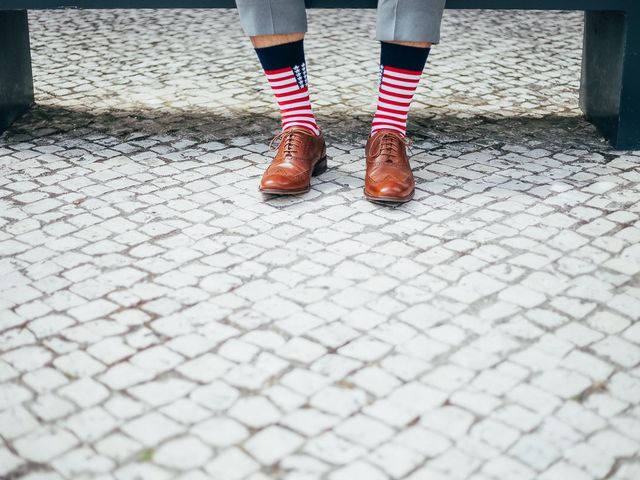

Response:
(312, 156), (328, 176)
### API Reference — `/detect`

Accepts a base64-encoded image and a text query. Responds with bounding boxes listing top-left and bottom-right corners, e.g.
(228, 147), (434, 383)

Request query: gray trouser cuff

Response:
(376, 0), (446, 44)
(235, 0), (308, 36)
(235, 0), (446, 43)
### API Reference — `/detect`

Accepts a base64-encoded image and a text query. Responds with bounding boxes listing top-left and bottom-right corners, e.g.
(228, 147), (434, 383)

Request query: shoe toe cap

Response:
(366, 177), (413, 199)
(379, 182), (410, 197)
(260, 171), (305, 192)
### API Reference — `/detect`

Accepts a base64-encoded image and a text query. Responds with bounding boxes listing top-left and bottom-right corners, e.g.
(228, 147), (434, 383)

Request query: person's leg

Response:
(251, 33), (304, 49)
(364, 0), (445, 204)
(235, 0), (326, 195)
(236, 0), (319, 135)
(372, 0), (445, 136)
(370, 42), (431, 136)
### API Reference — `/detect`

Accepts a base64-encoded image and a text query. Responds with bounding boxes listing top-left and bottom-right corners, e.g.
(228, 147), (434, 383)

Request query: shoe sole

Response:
(364, 189), (415, 205)
(260, 156), (328, 196)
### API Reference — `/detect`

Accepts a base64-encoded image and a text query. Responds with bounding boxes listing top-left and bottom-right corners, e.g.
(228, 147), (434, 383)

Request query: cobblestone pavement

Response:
(1, 7), (640, 480)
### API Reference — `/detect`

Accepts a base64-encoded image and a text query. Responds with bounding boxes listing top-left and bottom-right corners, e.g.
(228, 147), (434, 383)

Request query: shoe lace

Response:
(373, 131), (413, 164)
(268, 128), (313, 156)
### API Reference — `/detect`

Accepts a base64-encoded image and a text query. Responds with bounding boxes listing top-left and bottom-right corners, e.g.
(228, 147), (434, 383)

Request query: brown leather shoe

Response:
(364, 130), (415, 204)
(259, 128), (327, 195)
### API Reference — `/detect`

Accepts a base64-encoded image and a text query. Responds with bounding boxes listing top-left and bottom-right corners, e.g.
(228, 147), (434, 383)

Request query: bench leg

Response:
(580, 10), (640, 150)
(0, 10), (34, 134)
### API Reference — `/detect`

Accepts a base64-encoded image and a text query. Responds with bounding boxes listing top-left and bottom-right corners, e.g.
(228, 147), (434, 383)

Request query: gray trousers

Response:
(235, 0), (446, 44)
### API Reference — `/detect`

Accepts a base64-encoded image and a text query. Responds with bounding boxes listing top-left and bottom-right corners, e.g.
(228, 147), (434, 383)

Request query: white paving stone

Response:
(205, 447), (260, 480)
(154, 436), (212, 470)
(13, 427), (79, 463)
(244, 426), (304, 466)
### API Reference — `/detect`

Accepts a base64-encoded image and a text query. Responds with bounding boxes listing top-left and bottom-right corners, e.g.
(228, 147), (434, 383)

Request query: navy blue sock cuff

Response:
(380, 42), (430, 72)
(255, 39), (305, 71)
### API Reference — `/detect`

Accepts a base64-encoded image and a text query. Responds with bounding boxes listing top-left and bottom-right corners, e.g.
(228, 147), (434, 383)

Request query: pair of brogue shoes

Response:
(259, 128), (415, 204)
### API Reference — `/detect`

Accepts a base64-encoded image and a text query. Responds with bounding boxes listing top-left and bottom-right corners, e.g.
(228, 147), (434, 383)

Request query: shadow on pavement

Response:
(3, 104), (607, 152)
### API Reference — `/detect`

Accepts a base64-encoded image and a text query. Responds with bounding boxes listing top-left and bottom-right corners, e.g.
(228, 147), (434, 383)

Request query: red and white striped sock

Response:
(371, 65), (422, 136)
(371, 42), (431, 137)
(255, 40), (320, 136)
(264, 65), (320, 136)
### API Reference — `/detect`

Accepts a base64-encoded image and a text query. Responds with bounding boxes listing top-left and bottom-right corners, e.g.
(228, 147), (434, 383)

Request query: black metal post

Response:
(580, 10), (640, 149)
(0, 10), (34, 134)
